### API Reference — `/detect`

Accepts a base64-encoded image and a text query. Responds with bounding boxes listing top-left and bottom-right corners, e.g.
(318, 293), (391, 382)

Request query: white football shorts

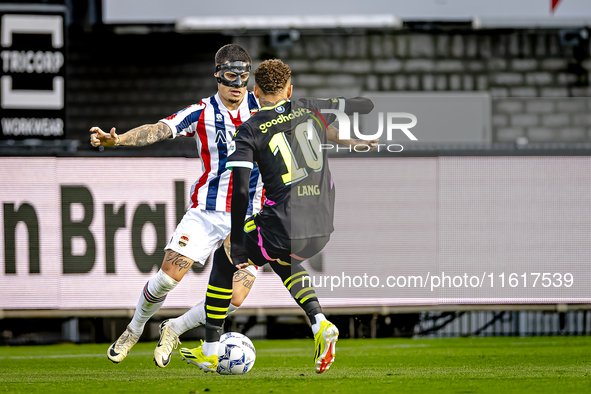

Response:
(165, 208), (257, 276)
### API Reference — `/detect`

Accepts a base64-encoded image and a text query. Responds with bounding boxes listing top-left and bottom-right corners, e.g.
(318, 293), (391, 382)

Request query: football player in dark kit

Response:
(180, 59), (374, 373)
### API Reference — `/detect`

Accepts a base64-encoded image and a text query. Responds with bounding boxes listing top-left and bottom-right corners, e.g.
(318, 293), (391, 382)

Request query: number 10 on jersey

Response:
(269, 122), (323, 185)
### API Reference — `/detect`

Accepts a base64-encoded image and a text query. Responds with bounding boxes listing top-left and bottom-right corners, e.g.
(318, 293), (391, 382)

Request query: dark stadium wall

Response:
(233, 31), (591, 144)
(65, 28), (591, 152)
(66, 29), (229, 156)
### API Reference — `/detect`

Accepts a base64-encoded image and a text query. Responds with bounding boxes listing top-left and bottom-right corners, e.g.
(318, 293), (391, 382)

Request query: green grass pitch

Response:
(1, 337), (590, 393)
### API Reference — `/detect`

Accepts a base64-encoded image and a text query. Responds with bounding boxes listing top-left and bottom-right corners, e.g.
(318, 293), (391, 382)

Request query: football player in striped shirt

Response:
(91, 46), (375, 369)
(90, 44), (264, 368)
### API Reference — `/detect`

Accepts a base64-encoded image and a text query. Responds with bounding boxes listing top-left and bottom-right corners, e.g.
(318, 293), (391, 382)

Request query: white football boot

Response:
(153, 319), (181, 368)
(107, 326), (140, 363)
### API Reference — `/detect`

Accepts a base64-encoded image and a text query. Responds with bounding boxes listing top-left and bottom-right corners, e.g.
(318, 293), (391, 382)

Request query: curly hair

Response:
(254, 59), (291, 95)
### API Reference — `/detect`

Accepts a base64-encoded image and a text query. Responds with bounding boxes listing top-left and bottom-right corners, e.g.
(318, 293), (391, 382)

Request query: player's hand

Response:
(352, 139), (379, 152)
(90, 127), (119, 147)
(234, 262), (249, 269)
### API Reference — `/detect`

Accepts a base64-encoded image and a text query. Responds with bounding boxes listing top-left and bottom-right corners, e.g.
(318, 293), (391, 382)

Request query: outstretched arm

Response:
(89, 122), (172, 148)
(311, 97), (376, 151)
(327, 124), (378, 152)
(342, 97), (374, 116)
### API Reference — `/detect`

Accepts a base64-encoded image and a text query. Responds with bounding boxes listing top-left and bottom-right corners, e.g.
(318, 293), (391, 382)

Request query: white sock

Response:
(227, 303), (239, 315)
(128, 269), (178, 336)
(169, 302), (240, 335)
(203, 341), (220, 357)
(311, 313), (328, 335)
(169, 300), (205, 335)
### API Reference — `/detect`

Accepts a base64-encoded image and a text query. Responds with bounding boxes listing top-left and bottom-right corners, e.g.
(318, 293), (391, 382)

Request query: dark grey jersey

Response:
(227, 97), (341, 240)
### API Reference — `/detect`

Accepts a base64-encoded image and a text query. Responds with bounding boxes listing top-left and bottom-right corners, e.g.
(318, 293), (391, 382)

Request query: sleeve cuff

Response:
(159, 119), (177, 139)
(226, 161), (254, 170)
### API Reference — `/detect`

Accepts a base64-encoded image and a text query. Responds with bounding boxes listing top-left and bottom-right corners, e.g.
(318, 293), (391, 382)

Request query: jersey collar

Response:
(214, 91), (251, 114)
(260, 99), (287, 111)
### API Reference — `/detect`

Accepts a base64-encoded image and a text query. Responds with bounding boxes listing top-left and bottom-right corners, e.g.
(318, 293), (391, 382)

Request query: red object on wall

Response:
(551, 0), (562, 13)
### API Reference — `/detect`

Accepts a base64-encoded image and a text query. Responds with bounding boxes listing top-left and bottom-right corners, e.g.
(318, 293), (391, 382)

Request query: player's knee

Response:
(269, 260), (291, 277)
(161, 266), (186, 282)
(161, 250), (194, 281)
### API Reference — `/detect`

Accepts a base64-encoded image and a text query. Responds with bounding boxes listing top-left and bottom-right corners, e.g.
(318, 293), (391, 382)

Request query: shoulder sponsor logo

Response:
(275, 106), (285, 114)
(259, 108), (311, 133)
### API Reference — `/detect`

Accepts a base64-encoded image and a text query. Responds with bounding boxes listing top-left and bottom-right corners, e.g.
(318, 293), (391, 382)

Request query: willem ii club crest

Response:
(179, 234), (190, 247)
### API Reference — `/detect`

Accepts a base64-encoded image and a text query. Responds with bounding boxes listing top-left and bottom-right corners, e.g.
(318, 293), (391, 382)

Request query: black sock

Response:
(270, 261), (322, 324)
(204, 247), (237, 342)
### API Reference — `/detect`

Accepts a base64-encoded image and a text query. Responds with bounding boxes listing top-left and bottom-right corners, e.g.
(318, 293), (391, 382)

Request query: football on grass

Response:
(217, 332), (256, 375)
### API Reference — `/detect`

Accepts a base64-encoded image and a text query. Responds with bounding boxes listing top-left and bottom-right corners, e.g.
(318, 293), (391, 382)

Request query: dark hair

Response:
(215, 44), (252, 66)
(254, 59), (291, 95)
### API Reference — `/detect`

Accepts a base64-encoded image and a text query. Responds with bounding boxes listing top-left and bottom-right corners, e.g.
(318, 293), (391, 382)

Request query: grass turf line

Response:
(0, 337), (590, 393)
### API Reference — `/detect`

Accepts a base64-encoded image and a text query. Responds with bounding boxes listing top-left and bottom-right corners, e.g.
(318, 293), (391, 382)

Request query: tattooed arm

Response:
(89, 122), (172, 148)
